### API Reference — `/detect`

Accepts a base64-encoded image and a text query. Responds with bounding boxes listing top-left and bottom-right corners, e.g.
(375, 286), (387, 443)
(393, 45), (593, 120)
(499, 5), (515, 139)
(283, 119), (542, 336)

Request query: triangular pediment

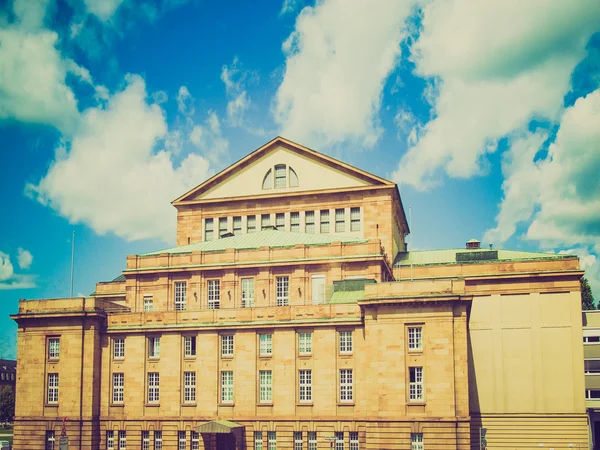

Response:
(173, 137), (393, 204)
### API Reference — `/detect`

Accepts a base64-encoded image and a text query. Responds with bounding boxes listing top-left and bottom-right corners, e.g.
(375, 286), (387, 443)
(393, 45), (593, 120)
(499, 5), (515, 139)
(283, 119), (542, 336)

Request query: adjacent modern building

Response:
(583, 310), (600, 449)
(12, 137), (588, 449)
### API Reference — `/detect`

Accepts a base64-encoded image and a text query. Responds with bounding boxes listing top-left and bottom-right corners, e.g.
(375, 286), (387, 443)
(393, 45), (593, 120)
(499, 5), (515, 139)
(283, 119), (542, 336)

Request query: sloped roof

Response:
(141, 230), (366, 256)
(394, 248), (571, 267)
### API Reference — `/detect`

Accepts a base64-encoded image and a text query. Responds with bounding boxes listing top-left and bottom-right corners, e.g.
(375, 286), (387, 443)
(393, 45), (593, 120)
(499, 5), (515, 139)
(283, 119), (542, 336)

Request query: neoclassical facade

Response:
(12, 137), (588, 449)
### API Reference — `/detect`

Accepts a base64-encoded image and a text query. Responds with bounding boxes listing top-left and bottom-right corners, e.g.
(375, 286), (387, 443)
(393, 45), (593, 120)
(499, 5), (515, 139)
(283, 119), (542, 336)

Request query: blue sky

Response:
(1, 0), (600, 359)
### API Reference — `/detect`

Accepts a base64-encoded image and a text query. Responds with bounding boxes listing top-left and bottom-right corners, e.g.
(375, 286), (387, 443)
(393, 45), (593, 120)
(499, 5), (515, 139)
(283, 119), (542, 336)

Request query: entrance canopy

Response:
(196, 420), (244, 434)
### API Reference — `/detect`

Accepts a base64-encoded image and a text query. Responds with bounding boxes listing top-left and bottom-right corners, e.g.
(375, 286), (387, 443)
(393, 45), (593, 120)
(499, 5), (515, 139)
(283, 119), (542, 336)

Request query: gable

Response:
(174, 137), (392, 204)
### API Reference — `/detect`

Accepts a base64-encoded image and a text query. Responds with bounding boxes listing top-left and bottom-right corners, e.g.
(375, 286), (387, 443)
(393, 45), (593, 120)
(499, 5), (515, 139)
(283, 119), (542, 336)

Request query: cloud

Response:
(26, 75), (212, 243)
(17, 248), (33, 270)
(394, 0), (600, 189)
(561, 248), (600, 299)
(274, 0), (416, 148)
(280, 0), (305, 16)
(0, 251), (36, 290)
(221, 57), (252, 127)
(189, 111), (230, 164)
(84, 0), (127, 21)
(177, 86), (195, 116)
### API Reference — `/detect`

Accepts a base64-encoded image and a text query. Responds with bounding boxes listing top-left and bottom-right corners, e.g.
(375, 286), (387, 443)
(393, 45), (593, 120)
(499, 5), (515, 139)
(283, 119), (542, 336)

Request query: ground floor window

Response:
(411, 433), (423, 450)
(46, 431), (55, 450)
(255, 431), (263, 450)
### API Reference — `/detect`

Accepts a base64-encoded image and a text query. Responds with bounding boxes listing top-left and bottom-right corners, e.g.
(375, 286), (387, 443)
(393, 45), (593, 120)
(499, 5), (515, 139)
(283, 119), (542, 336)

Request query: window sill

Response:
(145, 403), (160, 407)
(259, 355), (272, 359)
(45, 403), (59, 407)
(298, 353), (312, 358)
(296, 402), (313, 406)
(339, 353), (353, 357)
(148, 357), (160, 361)
(113, 357), (125, 361)
(219, 402), (234, 407)
(109, 403), (124, 407)
(337, 402), (355, 406)
(184, 356), (196, 360)
(48, 358), (60, 363)
(408, 401), (426, 406)
(221, 355), (234, 360)
(257, 402), (273, 406)
(408, 349), (423, 354)
(182, 402), (197, 407)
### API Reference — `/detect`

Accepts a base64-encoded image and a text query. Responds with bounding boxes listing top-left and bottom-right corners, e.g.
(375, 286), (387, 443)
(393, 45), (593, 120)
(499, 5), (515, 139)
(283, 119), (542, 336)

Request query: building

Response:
(0, 359), (16, 392)
(11, 137), (588, 449)
(583, 310), (600, 449)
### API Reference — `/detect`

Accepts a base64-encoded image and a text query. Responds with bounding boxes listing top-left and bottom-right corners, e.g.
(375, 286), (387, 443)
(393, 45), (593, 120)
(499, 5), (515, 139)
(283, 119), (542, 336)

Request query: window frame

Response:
(350, 207), (361, 232)
(268, 431), (276, 450)
(148, 336), (160, 359)
(411, 433), (424, 450)
(276, 276), (289, 306)
(48, 337), (60, 360)
(106, 430), (115, 450)
(113, 337), (125, 359)
(174, 281), (187, 311)
(147, 372), (160, 403)
(112, 373), (124, 404)
(47, 373), (59, 404)
(154, 431), (162, 450)
(339, 369), (353, 403)
(143, 295), (153, 312)
(208, 279), (221, 309)
(118, 430), (126, 450)
(335, 208), (345, 233)
(261, 214), (271, 230)
(335, 431), (344, 450)
(142, 431), (150, 450)
(204, 218), (214, 241)
(46, 430), (55, 450)
(339, 331), (353, 355)
(298, 332), (312, 355)
(350, 432), (359, 450)
(259, 333), (272, 357)
(241, 278), (255, 307)
(259, 370), (273, 403)
(308, 432), (317, 450)
(184, 371), (196, 403)
(178, 431), (186, 450)
(191, 431), (199, 450)
(275, 213), (285, 229)
(255, 431), (263, 450)
(294, 432), (303, 450)
(221, 370), (234, 404)
(305, 211), (315, 233)
(290, 212), (300, 232)
(408, 326), (423, 351)
(221, 335), (234, 358)
(233, 216), (242, 235)
(247, 215), (257, 233)
(184, 335), (197, 357)
(409, 366), (424, 402)
(299, 369), (312, 403)
(320, 209), (330, 233)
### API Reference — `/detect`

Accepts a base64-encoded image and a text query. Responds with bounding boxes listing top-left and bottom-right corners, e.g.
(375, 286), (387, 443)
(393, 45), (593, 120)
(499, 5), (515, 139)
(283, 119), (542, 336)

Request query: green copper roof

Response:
(330, 290), (365, 303)
(394, 248), (570, 267)
(141, 230), (366, 256)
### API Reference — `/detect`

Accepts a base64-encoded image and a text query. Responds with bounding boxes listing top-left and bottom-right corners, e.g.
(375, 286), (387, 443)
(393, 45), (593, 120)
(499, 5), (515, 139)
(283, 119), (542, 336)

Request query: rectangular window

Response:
(147, 372), (160, 403)
(585, 336), (600, 343)
(178, 431), (186, 450)
(112, 373), (124, 403)
(587, 389), (600, 399)
(340, 369), (353, 402)
(118, 430), (126, 450)
(268, 431), (276, 450)
(208, 279), (221, 309)
(299, 369), (312, 402)
(148, 337), (160, 358)
(191, 431), (199, 450)
(350, 432), (359, 450)
(221, 335), (234, 357)
(46, 431), (55, 450)
(308, 432), (317, 450)
(275, 164), (286, 188)
(335, 432), (344, 450)
(339, 331), (353, 354)
(408, 327), (423, 351)
(276, 276), (289, 306)
(255, 432), (263, 450)
(48, 337), (60, 359)
(294, 432), (302, 450)
(142, 431), (150, 450)
(184, 336), (196, 357)
(305, 211), (315, 233)
(411, 433), (423, 450)
(260, 370), (272, 403)
(242, 278), (255, 307)
(299, 332), (312, 355)
(219, 217), (228, 237)
(261, 214), (271, 230)
(175, 281), (187, 311)
(350, 207), (360, 232)
(233, 216), (242, 235)
(107, 431), (114, 450)
(247, 215), (257, 233)
(221, 371), (233, 403)
(143, 296), (153, 312)
(290, 212), (300, 232)
(320, 209), (330, 233)
(409, 367), (424, 401)
(311, 274), (325, 305)
(154, 431), (162, 450)
(276, 213), (285, 229)
(335, 208), (345, 232)
(184, 371), (196, 403)
(585, 360), (600, 374)
(113, 337), (125, 359)
(205, 218), (214, 241)
(47, 373), (58, 403)
(259, 334), (272, 356)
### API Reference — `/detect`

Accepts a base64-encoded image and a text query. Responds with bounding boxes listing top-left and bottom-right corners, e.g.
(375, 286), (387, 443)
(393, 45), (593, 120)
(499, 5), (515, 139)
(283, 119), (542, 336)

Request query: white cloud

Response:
(221, 57), (251, 127)
(394, 0), (600, 189)
(0, 251), (36, 290)
(561, 248), (600, 299)
(177, 86), (195, 116)
(17, 248), (33, 270)
(84, 0), (127, 21)
(189, 111), (230, 164)
(26, 75), (212, 243)
(274, 0), (415, 148)
(280, 0), (304, 16)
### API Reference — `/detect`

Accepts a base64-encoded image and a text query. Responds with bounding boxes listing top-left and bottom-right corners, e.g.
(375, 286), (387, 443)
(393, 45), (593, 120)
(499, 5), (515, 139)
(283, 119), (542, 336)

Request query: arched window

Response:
(289, 167), (299, 187)
(262, 169), (272, 190)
